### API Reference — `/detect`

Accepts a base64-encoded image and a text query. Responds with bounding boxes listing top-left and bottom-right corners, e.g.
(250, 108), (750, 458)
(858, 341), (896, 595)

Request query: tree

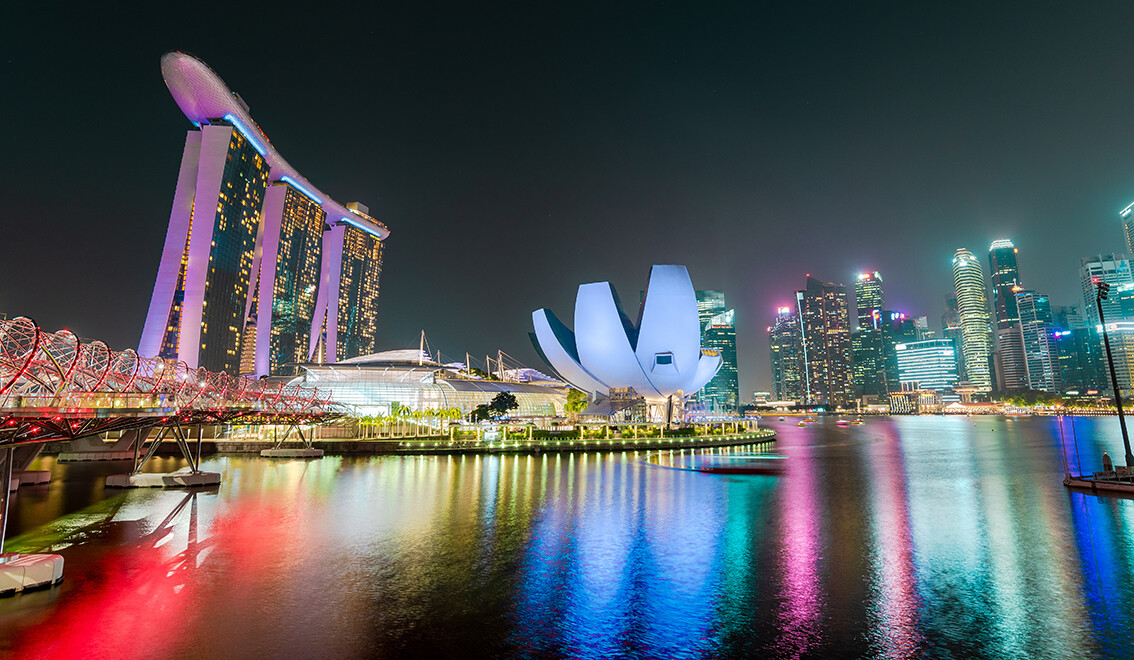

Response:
(489, 391), (519, 417)
(471, 403), (494, 423)
(565, 389), (588, 414)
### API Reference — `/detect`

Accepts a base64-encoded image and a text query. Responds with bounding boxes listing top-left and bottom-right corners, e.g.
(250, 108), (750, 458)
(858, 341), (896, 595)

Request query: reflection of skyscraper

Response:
(988, 239), (1026, 391)
(140, 52), (389, 375)
(769, 307), (804, 402)
(702, 309), (739, 411)
(797, 276), (854, 409)
(951, 249), (993, 391)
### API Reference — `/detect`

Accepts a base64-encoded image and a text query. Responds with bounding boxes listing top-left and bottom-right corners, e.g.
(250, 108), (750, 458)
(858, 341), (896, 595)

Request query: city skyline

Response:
(8, 5), (1134, 396)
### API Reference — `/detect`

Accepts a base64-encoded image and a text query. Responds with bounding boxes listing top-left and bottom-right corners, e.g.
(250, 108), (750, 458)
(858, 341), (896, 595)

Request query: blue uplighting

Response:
(340, 215), (384, 239)
(280, 176), (323, 204)
(222, 113), (268, 157)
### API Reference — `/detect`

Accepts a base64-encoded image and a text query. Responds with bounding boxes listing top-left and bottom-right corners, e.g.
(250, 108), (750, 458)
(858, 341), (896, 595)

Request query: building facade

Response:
(951, 248), (994, 392)
(988, 239), (1027, 392)
(1080, 254), (1133, 326)
(797, 276), (854, 409)
(768, 306), (805, 402)
(894, 339), (960, 396)
(855, 272), (884, 330)
(140, 52), (389, 376)
(1123, 202), (1134, 256)
(701, 309), (739, 411)
(1015, 290), (1060, 392)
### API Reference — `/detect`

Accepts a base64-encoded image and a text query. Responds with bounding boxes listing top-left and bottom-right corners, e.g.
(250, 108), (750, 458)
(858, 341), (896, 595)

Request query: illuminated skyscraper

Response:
(701, 309), (739, 411)
(951, 248), (993, 391)
(1015, 290), (1060, 392)
(851, 272), (887, 398)
(140, 52), (389, 375)
(988, 239), (1026, 391)
(855, 271), (884, 330)
(942, 294), (965, 380)
(1123, 202), (1134, 256)
(797, 276), (854, 409)
(314, 203), (386, 361)
(695, 290), (727, 331)
(1079, 254), (1133, 325)
(768, 306), (805, 401)
(895, 339), (959, 395)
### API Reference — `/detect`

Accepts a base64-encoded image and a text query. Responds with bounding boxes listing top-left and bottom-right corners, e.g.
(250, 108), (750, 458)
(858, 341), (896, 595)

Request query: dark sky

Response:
(5, 2), (1134, 395)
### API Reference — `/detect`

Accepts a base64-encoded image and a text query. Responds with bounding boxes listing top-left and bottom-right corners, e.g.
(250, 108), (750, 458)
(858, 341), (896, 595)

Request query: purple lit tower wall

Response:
(140, 52), (389, 376)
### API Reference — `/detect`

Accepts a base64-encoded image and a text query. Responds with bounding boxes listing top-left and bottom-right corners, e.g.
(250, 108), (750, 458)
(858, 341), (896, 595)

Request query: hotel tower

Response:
(140, 52), (389, 376)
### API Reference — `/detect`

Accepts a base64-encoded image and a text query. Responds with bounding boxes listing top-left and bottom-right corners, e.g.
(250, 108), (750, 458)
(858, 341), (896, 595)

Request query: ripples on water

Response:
(1, 417), (1133, 659)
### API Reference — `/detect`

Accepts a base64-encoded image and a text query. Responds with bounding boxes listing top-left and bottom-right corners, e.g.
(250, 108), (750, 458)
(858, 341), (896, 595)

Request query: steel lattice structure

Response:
(0, 317), (345, 446)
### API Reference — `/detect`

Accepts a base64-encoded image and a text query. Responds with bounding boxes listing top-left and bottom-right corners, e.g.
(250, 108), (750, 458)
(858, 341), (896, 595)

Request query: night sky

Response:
(5, 3), (1134, 396)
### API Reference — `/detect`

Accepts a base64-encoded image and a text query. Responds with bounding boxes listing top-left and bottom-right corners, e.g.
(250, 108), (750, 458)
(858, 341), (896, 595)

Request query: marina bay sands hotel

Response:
(140, 52), (389, 377)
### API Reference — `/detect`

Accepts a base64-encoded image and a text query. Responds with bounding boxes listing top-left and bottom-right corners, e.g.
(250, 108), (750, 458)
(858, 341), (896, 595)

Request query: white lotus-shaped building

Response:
(531, 265), (722, 401)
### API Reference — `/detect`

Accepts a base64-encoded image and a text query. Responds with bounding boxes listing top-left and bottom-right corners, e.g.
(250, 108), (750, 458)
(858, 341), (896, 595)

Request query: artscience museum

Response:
(531, 265), (722, 421)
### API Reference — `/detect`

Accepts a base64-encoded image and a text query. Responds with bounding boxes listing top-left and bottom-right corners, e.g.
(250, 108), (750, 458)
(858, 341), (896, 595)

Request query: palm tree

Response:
(411, 409), (425, 437)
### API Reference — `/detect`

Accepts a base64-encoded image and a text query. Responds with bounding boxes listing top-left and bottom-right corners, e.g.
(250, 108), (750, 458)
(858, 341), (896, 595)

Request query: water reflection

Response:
(0, 418), (1133, 658)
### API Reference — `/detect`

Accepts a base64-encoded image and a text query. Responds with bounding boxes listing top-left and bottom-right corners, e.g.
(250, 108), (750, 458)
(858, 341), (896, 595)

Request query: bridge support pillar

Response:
(260, 423), (323, 458)
(106, 425), (220, 488)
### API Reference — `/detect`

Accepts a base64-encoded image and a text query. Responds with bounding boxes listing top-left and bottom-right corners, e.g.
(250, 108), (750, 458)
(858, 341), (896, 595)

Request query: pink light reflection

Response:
(773, 440), (825, 656)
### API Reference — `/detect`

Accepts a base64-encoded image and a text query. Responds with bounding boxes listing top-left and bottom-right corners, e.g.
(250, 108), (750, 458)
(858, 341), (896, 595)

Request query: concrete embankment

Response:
(37, 429), (775, 457)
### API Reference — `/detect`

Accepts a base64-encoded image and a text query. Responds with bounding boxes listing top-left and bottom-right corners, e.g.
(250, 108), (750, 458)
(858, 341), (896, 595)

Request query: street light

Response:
(1095, 280), (1134, 466)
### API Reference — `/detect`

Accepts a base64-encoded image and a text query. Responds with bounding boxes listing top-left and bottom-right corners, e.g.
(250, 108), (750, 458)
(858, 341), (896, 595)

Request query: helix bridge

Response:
(0, 315), (344, 500)
(1, 316), (343, 444)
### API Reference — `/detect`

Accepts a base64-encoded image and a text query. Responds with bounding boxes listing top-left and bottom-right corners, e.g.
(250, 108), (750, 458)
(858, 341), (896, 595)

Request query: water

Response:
(1, 416), (1133, 659)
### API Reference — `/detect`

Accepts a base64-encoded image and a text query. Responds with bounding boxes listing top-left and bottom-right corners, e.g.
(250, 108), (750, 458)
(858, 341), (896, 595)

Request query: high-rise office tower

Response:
(696, 290), (727, 331)
(1123, 202), (1134, 255)
(851, 272), (887, 398)
(852, 329), (890, 398)
(694, 290), (735, 410)
(797, 276), (854, 409)
(988, 240), (1021, 327)
(1080, 254), (1134, 325)
(988, 239), (1027, 391)
(140, 52), (389, 375)
(702, 309), (739, 411)
(951, 249), (994, 391)
(855, 272), (884, 330)
(769, 306), (805, 402)
(1015, 290), (1061, 392)
(894, 339), (960, 396)
(1053, 327), (1105, 394)
(942, 294), (966, 382)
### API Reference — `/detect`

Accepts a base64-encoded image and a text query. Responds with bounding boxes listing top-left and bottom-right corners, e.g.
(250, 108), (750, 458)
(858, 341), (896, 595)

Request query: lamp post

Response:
(1095, 280), (1134, 466)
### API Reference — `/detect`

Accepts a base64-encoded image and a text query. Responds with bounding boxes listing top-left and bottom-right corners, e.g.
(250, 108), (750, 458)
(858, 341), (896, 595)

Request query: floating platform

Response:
(15, 471), (50, 486)
(106, 468), (220, 488)
(260, 448), (324, 458)
(0, 554), (64, 596)
(1064, 473), (1134, 494)
(58, 450), (136, 462)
